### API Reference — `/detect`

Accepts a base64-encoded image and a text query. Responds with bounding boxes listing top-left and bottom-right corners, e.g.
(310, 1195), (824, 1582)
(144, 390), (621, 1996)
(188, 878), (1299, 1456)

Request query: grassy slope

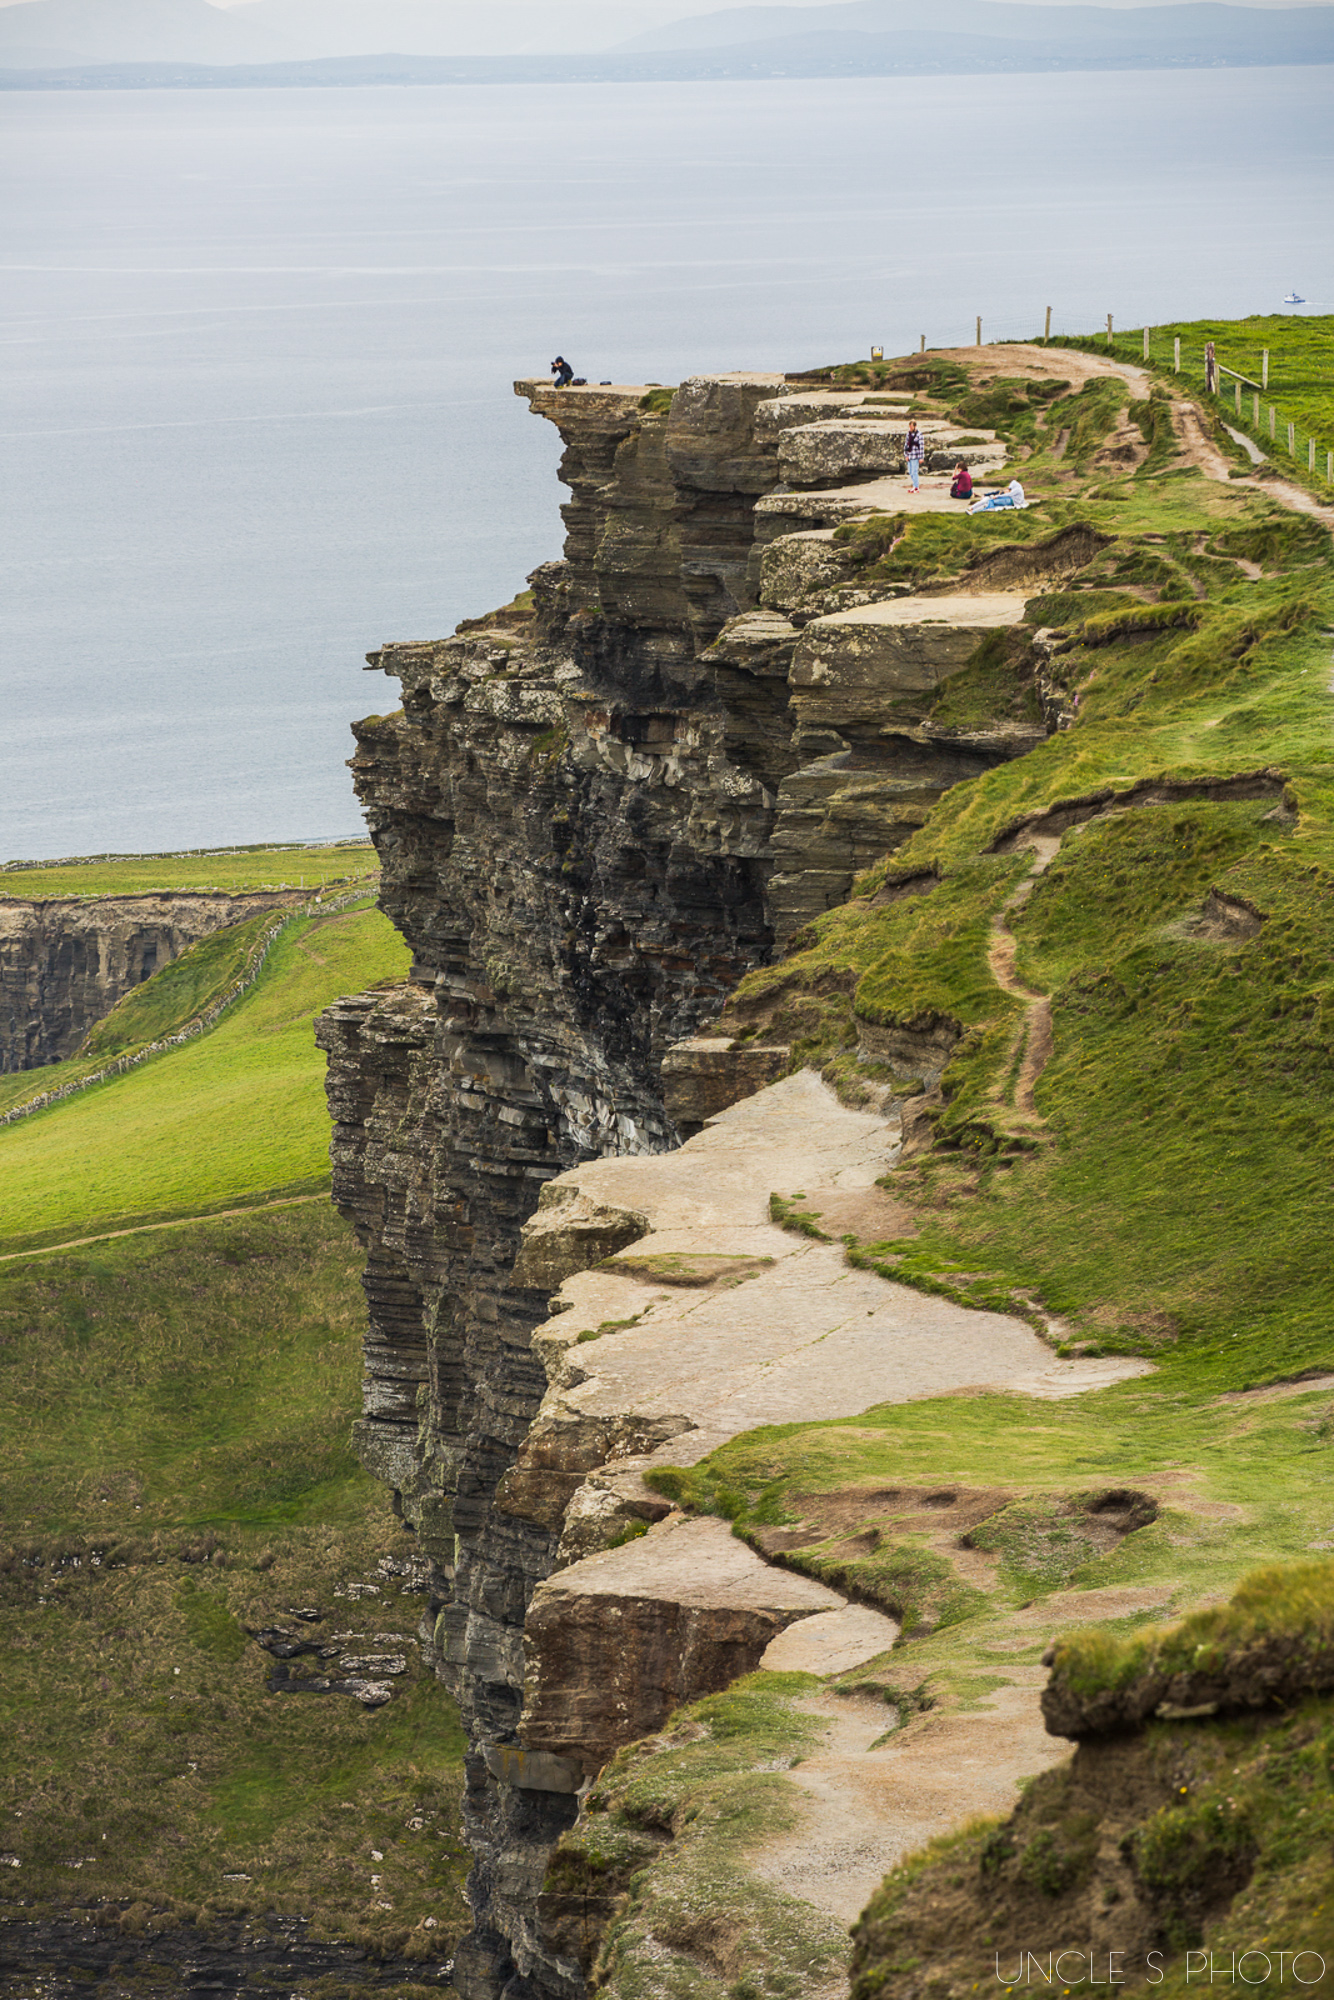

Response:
(615, 338), (1334, 1993)
(0, 841), (377, 899)
(1117, 313), (1334, 480)
(0, 907), (283, 1120)
(0, 905), (409, 1253)
(0, 887), (461, 1978)
(0, 1207), (468, 1966)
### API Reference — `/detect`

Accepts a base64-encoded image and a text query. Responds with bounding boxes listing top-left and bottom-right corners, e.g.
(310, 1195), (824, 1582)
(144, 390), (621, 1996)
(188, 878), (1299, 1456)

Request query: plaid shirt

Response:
(902, 427), (925, 460)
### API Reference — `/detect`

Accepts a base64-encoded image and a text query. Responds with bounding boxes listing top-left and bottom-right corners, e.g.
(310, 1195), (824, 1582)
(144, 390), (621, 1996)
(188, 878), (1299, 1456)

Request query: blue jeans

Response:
(908, 456), (920, 489)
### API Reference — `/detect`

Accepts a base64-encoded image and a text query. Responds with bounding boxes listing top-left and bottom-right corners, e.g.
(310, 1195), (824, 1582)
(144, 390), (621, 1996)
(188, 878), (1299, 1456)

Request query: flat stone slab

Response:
(532, 1073), (1148, 1445)
(813, 591), (1029, 632)
(789, 592), (1034, 728)
(760, 1605), (900, 1677)
(756, 476), (996, 525)
(538, 1515), (844, 1616)
(522, 1516), (850, 1769)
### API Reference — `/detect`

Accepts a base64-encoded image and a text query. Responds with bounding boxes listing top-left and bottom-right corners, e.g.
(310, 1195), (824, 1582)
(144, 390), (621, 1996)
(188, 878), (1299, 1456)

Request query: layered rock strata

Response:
(0, 890), (302, 1073)
(319, 372), (1075, 1998)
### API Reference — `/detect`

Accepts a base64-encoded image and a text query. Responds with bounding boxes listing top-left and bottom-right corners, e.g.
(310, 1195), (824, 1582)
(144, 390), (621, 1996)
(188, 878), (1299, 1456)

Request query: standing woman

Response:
(903, 419), (925, 492)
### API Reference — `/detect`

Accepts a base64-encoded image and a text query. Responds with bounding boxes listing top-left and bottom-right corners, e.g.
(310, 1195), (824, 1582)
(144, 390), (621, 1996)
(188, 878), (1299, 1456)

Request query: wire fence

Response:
(1059, 321), (1331, 487)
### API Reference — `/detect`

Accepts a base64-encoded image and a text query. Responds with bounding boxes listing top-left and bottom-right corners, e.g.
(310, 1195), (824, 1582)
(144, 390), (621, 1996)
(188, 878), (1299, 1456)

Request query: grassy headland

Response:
(632, 331), (1334, 1993)
(0, 840), (377, 900)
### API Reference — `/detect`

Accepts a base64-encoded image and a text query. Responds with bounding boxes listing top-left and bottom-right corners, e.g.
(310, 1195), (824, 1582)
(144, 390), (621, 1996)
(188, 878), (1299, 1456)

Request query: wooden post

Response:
(1262, 349), (1269, 389)
(920, 334), (926, 353)
(1106, 313), (1113, 346)
(1205, 341), (1217, 393)
(1044, 306), (1052, 343)
(1253, 393), (1261, 425)
(1288, 420), (1296, 457)
(1309, 438), (1316, 472)
(1327, 450), (1333, 483)
(976, 315), (982, 347)
(1174, 335), (1181, 373)
(1143, 326), (1150, 360)
(1235, 379), (1242, 415)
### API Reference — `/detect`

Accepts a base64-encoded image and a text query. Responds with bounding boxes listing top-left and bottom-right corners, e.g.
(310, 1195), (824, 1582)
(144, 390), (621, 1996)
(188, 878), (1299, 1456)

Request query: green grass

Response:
(0, 1204), (469, 1966)
(0, 1205), (375, 1530)
(0, 910), (289, 1121)
(0, 840), (377, 899)
(550, 1673), (849, 2000)
(724, 453), (1334, 1372)
(646, 1368), (1334, 1636)
(0, 905), (410, 1253)
(1051, 313), (1334, 494)
(851, 1688), (1334, 1996)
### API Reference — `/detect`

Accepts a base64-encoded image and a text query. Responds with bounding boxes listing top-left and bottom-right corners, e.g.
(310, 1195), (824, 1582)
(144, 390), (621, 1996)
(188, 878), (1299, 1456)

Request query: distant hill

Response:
(614, 0), (1334, 51)
(613, 0), (1334, 64)
(3, 0), (1332, 75)
(229, 0), (684, 58)
(6, 17), (1334, 86)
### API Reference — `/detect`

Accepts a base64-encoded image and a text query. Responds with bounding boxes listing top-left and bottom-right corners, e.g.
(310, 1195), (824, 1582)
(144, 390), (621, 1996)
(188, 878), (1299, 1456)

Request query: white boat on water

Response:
(1282, 291), (1306, 305)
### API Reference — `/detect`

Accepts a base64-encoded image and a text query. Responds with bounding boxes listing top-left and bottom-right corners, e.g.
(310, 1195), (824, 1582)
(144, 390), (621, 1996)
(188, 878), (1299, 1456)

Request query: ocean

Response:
(2, 67), (1330, 860)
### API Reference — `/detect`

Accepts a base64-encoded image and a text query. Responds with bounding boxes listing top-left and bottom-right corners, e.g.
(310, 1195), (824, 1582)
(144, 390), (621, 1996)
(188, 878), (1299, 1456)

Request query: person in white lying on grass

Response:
(969, 478), (1027, 514)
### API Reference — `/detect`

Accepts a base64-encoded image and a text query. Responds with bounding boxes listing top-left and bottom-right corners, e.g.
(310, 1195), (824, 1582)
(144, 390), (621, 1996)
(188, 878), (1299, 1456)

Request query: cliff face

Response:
(0, 891), (300, 1073)
(317, 369), (1061, 1998)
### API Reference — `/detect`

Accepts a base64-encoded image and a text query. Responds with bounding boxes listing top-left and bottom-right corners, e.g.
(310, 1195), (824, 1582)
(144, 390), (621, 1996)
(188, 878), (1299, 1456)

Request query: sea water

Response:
(1, 68), (1330, 859)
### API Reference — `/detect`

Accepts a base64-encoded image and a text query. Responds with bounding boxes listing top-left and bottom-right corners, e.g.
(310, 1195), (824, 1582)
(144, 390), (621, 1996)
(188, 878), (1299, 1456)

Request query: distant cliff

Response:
(0, 890), (301, 1073)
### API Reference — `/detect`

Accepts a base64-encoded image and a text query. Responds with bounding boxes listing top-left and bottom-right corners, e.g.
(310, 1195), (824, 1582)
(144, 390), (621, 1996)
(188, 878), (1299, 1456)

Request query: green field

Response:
(0, 878), (462, 1975)
(0, 840), (377, 900)
(1059, 313), (1334, 491)
(0, 1207), (469, 1964)
(0, 904), (409, 1254)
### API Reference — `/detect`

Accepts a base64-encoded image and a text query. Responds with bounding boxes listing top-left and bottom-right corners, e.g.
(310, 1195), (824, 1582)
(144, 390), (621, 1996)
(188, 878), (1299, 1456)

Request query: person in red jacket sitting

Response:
(950, 461), (973, 500)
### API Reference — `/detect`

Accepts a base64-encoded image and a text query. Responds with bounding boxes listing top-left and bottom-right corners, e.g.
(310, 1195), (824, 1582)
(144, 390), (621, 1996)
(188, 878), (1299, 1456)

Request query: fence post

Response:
(920, 334), (926, 353)
(1174, 335), (1181, 373)
(976, 315), (982, 347)
(1262, 349), (1269, 389)
(1310, 438), (1316, 472)
(1143, 326), (1150, 360)
(1205, 341), (1217, 393)
(1045, 306), (1052, 343)
(1235, 379), (1242, 415)
(1328, 450), (1333, 484)
(1288, 421), (1296, 458)
(1106, 313), (1114, 346)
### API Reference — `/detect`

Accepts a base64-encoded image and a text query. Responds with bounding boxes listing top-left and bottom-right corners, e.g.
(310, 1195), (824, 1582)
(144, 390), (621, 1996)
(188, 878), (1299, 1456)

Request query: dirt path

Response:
(1170, 393), (1334, 524)
(984, 832), (1063, 1125)
(751, 1677), (1067, 1926)
(930, 342), (1149, 397)
(0, 1192), (329, 1264)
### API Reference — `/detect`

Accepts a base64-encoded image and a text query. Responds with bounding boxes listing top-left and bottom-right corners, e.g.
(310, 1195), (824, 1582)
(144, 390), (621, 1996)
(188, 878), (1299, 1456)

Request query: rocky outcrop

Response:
(0, 891), (301, 1073)
(318, 371), (1067, 1999)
